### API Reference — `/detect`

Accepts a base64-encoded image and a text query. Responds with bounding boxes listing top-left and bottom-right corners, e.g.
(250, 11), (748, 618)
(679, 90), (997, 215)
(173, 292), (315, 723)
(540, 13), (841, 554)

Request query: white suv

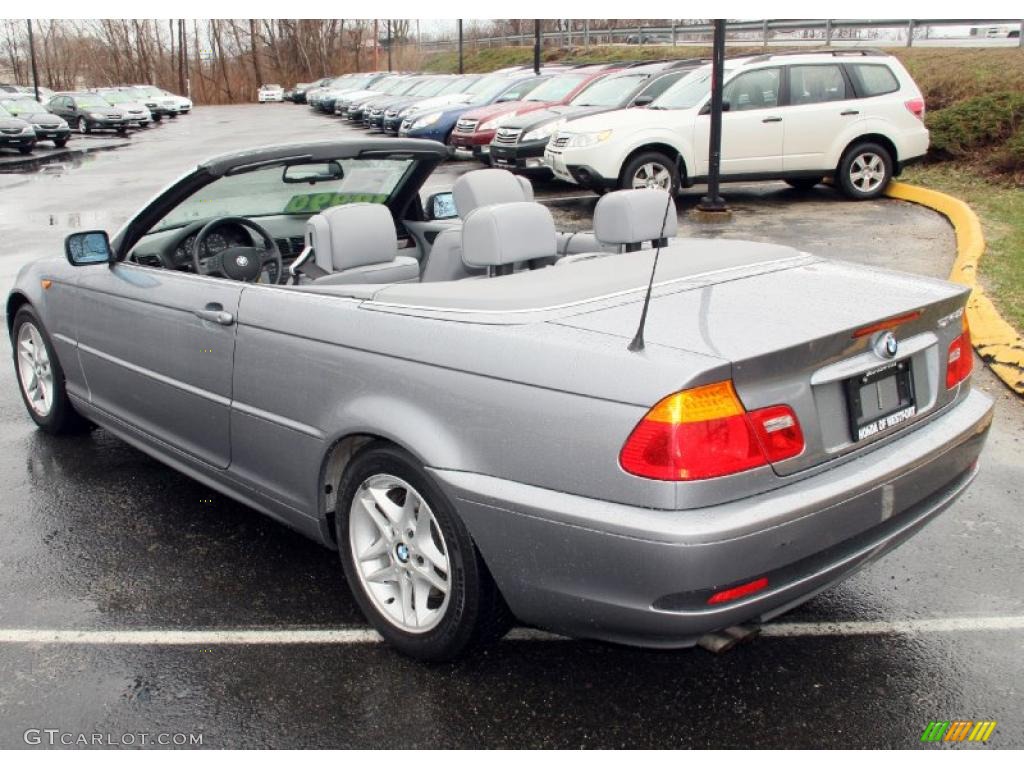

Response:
(544, 50), (928, 200)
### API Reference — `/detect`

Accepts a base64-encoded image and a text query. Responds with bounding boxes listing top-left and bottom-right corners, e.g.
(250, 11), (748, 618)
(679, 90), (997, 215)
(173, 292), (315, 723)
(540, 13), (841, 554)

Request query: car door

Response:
(73, 262), (243, 469)
(49, 96), (70, 121)
(782, 63), (858, 171)
(693, 67), (785, 177)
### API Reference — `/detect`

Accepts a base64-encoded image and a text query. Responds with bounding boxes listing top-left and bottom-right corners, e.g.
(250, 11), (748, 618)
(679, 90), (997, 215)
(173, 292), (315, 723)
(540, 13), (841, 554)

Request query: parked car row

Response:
(296, 49), (929, 200)
(0, 83), (191, 156)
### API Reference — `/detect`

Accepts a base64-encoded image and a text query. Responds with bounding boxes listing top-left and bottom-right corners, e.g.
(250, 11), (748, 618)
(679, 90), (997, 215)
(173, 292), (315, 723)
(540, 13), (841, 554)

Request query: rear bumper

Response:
(432, 388), (993, 647)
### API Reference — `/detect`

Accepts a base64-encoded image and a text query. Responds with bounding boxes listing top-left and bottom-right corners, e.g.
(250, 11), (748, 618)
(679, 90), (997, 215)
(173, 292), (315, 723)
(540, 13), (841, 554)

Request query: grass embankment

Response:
(424, 45), (1024, 330)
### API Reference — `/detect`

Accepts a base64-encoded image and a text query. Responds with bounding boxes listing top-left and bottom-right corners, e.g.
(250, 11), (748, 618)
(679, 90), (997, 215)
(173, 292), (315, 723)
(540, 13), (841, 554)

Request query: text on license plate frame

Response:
(844, 359), (916, 442)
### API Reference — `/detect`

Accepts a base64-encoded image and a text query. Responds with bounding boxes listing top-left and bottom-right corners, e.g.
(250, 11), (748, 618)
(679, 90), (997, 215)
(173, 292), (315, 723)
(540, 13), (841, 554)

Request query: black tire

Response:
(53, 138), (68, 148)
(837, 141), (893, 200)
(152, 113), (162, 122)
(115, 126), (127, 135)
(785, 177), (823, 191)
(18, 144), (33, 155)
(169, 113), (178, 119)
(11, 306), (91, 435)
(619, 151), (680, 195)
(78, 117), (90, 134)
(335, 443), (513, 661)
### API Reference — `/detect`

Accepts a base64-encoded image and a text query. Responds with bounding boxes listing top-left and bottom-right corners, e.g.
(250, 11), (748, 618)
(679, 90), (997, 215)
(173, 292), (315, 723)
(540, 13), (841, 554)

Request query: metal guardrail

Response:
(418, 18), (1024, 51)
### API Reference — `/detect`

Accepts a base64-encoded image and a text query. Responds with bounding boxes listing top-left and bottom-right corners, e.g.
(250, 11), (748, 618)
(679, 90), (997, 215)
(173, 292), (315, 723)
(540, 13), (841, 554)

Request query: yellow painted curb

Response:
(885, 180), (1024, 395)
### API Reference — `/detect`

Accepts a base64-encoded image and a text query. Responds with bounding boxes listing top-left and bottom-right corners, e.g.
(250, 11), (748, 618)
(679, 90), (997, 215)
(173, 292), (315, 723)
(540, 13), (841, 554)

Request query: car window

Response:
(788, 64), (849, 105)
(847, 63), (900, 97)
(723, 68), (781, 111)
(74, 94), (112, 109)
(150, 157), (416, 231)
(494, 77), (546, 103)
(524, 74), (588, 102)
(650, 65), (731, 110)
(636, 71), (686, 102)
(570, 74), (647, 107)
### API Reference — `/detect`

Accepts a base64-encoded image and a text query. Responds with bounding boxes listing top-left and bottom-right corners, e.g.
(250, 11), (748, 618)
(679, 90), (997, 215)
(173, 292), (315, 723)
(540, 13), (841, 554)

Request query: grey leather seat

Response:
(592, 188), (679, 252)
(304, 203), (419, 285)
(421, 168), (599, 282)
(462, 201), (558, 276)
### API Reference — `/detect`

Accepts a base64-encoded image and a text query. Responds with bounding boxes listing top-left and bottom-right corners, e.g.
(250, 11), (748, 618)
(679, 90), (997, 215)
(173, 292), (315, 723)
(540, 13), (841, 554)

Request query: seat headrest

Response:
(307, 202), (397, 272)
(452, 168), (533, 217)
(593, 189), (679, 246)
(462, 202), (556, 268)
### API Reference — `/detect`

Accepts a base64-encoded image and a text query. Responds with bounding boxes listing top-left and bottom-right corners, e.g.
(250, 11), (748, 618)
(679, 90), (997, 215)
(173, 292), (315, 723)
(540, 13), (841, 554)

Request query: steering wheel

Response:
(191, 216), (283, 284)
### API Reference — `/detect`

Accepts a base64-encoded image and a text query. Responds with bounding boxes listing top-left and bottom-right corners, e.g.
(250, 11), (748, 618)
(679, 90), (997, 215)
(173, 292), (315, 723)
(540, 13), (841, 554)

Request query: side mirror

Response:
(632, 94), (654, 108)
(426, 191), (457, 221)
(65, 231), (113, 266)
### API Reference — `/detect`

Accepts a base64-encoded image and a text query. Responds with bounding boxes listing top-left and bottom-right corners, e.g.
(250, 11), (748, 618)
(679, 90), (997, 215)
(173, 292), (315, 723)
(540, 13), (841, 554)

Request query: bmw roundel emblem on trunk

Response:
(876, 331), (899, 358)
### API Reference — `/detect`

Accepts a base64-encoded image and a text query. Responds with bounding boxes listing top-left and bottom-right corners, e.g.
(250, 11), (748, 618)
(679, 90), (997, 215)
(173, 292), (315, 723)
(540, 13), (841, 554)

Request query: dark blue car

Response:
(397, 72), (548, 145)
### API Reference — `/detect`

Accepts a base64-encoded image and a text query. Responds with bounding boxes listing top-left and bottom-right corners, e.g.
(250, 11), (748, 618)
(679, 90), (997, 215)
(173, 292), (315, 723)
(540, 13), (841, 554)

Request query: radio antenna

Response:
(628, 192), (675, 353)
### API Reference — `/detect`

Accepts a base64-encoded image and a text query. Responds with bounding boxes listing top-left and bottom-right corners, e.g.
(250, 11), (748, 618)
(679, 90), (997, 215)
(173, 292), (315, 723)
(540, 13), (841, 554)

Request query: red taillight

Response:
(707, 576), (769, 605)
(946, 315), (973, 389)
(619, 381), (804, 481)
(905, 97), (926, 120)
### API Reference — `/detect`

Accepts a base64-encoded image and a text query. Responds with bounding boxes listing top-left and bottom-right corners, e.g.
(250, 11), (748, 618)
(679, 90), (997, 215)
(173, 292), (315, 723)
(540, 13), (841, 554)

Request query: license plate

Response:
(844, 359), (916, 441)
(493, 156), (513, 167)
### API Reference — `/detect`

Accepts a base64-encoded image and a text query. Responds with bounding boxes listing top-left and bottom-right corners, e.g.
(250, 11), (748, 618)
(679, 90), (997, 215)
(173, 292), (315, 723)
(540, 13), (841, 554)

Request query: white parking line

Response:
(0, 616), (1021, 646)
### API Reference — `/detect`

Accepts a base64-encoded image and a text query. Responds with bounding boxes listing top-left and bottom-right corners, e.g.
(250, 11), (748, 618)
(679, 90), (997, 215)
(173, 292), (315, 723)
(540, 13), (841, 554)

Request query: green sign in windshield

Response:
(284, 192), (388, 214)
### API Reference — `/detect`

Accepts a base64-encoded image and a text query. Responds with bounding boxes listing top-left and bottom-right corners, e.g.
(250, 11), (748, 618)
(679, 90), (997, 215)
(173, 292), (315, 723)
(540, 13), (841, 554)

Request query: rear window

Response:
(788, 64), (849, 104)
(848, 64), (900, 97)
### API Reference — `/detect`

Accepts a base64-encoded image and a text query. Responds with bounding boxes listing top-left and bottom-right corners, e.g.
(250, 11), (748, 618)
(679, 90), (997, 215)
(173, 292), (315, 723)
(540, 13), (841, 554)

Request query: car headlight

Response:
(480, 113), (515, 131)
(411, 112), (442, 130)
(89, 112), (106, 120)
(523, 119), (566, 142)
(57, 120), (68, 129)
(567, 129), (613, 148)
(21, 124), (35, 134)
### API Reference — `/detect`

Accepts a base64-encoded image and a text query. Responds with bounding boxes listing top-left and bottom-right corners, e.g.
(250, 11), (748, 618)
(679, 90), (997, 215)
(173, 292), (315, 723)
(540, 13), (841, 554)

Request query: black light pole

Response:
(457, 20), (464, 74)
(533, 20), (541, 75)
(697, 19), (728, 214)
(386, 19), (392, 72)
(26, 19), (41, 102)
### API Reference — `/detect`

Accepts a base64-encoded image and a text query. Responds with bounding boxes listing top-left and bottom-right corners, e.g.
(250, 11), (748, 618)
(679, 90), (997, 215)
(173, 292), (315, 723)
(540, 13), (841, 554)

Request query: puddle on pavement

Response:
(0, 145), (123, 176)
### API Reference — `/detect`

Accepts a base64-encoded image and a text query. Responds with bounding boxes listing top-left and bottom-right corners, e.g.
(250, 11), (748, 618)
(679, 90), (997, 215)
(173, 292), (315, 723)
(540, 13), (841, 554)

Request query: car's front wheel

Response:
(53, 138), (68, 148)
(336, 443), (512, 660)
(837, 142), (893, 200)
(18, 144), (33, 155)
(620, 151), (680, 195)
(11, 306), (91, 435)
(77, 117), (90, 134)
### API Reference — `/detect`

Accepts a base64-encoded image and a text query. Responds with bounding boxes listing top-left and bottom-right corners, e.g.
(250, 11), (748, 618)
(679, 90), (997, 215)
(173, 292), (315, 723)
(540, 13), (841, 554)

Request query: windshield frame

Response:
(569, 73), (648, 107)
(648, 65), (735, 110)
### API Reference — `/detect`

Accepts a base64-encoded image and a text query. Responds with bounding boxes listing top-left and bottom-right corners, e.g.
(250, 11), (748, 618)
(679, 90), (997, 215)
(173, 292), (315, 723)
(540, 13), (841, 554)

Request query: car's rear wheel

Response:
(785, 177), (823, 191)
(336, 443), (512, 660)
(77, 117), (90, 134)
(838, 142), (892, 200)
(11, 306), (91, 435)
(621, 151), (679, 195)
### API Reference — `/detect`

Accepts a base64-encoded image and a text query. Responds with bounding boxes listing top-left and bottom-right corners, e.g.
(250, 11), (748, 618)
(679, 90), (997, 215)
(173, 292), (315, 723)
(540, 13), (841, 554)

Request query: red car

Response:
(448, 64), (618, 161)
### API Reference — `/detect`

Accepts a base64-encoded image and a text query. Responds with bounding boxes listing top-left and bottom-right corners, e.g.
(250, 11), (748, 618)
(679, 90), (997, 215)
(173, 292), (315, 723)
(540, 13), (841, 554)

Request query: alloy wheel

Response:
(349, 473), (451, 633)
(16, 322), (53, 417)
(631, 162), (672, 190)
(849, 152), (886, 193)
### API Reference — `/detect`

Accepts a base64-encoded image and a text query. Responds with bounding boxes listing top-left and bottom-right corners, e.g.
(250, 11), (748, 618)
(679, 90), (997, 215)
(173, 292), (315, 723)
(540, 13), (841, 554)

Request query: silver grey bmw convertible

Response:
(7, 139), (992, 660)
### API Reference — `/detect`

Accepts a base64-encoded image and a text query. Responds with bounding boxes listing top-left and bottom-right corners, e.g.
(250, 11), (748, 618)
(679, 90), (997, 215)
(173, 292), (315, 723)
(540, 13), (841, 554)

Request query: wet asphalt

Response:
(0, 105), (1021, 749)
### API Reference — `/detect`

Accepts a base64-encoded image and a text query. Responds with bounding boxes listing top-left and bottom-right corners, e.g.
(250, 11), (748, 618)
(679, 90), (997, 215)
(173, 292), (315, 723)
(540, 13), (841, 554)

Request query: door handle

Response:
(840, 109), (860, 116)
(762, 116), (782, 123)
(193, 303), (235, 326)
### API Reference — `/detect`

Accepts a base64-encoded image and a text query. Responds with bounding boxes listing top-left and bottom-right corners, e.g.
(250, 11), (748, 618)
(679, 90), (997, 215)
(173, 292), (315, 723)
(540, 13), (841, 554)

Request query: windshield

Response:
(471, 77), (532, 105)
(462, 75), (509, 97)
(525, 73), (588, 102)
(98, 91), (131, 104)
(2, 98), (44, 113)
(437, 76), (476, 96)
(151, 157), (415, 232)
(651, 66), (734, 109)
(0, 104), (12, 118)
(75, 94), (113, 108)
(570, 74), (646, 107)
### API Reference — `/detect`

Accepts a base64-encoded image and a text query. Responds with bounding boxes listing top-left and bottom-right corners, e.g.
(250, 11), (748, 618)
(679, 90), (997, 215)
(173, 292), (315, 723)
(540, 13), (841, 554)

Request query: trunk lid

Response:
(558, 255), (969, 475)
